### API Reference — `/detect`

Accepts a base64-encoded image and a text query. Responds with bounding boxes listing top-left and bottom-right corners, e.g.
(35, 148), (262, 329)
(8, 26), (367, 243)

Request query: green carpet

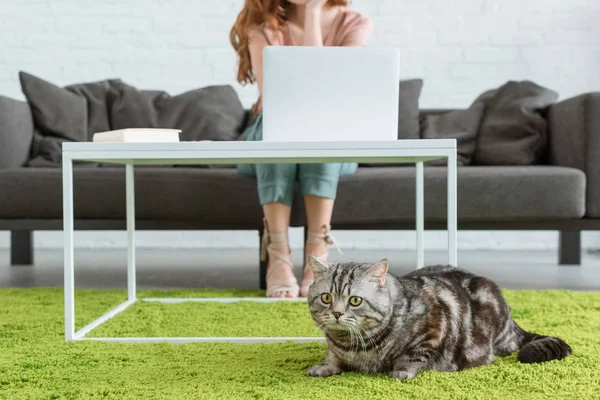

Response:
(1, 288), (599, 399)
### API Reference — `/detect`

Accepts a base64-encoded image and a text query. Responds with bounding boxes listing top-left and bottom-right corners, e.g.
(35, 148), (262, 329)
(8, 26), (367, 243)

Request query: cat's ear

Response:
(306, 254), (329, 276)
(366, 259), (389, 287)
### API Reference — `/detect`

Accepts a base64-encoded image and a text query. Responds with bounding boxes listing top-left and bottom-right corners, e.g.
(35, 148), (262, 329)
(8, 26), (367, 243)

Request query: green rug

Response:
(1, 288), (599, 399)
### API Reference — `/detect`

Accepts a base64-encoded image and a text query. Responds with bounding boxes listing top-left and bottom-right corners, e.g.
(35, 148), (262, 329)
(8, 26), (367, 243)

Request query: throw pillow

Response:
(19, 71), (87, 142)
(420, 102), (486, 166)
(0, 95), (35, 168)
(27, 130), (69, 167)
(109, 81), (247, 142)
(64, 79), (121, 139)
(19, 72), (125, 166)
(473, 80), (559, 165)
(20, 72), (122, 142)
(420, 89), (495, 166)
(398, 78), (424, 140)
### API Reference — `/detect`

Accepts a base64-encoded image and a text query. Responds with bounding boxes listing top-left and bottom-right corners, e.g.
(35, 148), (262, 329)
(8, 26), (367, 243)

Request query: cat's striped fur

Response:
(306, 258), (571, 380)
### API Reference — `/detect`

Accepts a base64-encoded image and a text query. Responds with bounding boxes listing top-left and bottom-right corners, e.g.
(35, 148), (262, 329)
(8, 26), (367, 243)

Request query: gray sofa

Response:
(1, 73), (598, 289)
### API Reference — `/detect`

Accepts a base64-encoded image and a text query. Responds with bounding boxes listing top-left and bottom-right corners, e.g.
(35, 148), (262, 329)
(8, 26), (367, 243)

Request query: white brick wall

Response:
(1, 0), (599, 251)
(1, 0), (599, 108)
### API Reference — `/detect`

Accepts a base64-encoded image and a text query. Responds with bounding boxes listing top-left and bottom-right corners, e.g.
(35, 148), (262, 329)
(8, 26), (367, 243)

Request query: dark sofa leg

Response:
(259, 229), (267, 290)
(11, 230), (34, 266)
(559, 230), (581, 265)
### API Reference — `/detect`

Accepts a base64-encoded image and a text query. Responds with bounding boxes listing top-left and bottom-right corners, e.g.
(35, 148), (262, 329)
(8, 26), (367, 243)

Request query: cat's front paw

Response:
(307, 364), (342, 378)
(389, 370), (417, 380)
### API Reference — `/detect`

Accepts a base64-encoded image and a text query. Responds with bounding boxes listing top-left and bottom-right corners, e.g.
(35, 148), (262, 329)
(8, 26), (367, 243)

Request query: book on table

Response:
(92, 128), (181, 143)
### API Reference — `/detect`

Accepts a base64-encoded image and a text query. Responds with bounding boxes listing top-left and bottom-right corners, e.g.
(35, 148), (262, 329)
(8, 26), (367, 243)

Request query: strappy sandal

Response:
(300, 224), (342, 297)
(260, 219), (299, 298)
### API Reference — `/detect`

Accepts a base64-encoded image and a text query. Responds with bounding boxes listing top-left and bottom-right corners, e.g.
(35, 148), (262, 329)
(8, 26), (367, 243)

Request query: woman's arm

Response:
(304, 1), (373, 48)
(248, 31), (269, 97)
(248, 30), (269, 113)
(303, 1), (327, 46)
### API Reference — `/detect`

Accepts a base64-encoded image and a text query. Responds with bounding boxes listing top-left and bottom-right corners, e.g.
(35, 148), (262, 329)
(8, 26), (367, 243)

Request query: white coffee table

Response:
(62, 140), (457, 343)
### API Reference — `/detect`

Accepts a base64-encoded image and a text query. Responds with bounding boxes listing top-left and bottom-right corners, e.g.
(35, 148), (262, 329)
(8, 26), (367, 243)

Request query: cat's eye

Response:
(321, 293), (332, 304)
(349, 296), (363, 307)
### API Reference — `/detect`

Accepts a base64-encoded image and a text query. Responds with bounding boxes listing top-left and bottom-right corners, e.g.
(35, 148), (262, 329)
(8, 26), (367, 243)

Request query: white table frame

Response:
(62, 140), (457, 343)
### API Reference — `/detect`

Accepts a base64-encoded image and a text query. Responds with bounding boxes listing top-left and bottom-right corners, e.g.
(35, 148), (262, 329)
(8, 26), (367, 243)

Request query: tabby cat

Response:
(306, 256), (571, 380)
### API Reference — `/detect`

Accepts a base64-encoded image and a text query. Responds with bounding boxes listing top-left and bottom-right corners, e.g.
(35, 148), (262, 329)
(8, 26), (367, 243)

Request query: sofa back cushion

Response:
(473, 81), (558, 165)
(18, 71), (248, 167)
(397, 79), (423, 140)
(420, 101), (486, 166)
(0, 95), (34, 168)
(108, 81), (246, 143)
(418, 81), (558, 167)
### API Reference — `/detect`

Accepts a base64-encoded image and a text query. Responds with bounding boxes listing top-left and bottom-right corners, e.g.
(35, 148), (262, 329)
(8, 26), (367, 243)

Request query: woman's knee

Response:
(298, 163), (358, 199)
(256, 163), (298, 183)
(299, 163), (343, 179)
(258, 182), (295, 206)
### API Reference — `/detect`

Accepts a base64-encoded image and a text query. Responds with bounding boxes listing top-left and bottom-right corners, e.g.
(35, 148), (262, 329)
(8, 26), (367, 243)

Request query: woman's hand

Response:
(304, 0), (326, 45)
(307, 0), (328, 12)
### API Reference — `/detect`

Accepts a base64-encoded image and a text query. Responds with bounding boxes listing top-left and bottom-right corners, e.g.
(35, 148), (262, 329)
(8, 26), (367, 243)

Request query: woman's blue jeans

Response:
(237, 113), (358, 206)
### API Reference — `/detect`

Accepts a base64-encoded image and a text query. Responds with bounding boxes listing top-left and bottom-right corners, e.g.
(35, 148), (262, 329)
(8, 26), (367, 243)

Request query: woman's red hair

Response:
(230, 0), (348, 85)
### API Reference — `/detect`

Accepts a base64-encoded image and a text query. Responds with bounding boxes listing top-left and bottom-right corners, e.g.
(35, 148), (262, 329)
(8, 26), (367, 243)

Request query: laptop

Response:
(262, 46), (400, 142)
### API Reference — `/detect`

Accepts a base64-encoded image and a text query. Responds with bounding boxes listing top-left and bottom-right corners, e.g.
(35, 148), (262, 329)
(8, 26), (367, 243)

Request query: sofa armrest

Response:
(0, 95), (34, 169)
(548, 92), (600, 217)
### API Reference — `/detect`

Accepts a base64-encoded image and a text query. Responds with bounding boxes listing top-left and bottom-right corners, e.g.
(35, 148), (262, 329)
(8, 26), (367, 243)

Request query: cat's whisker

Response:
(318, 326), (329, 353)
(313, 321), (328, 333)
(360, 325), (384, 360)
(349, 325), (365, 360)
(346, 325), (355, 358)
(351, 326), (366, 369)
(348, 322), (369, 370)
(354, 324), (367, 353)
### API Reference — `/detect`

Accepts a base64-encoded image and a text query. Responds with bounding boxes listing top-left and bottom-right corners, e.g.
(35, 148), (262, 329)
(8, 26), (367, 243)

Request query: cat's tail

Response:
(514, 322), (572, 363)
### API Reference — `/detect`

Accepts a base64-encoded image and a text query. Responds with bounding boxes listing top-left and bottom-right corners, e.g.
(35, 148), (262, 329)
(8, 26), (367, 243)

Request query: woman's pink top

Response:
(248, 7), (373, 114)
(250, 7), (373, 47)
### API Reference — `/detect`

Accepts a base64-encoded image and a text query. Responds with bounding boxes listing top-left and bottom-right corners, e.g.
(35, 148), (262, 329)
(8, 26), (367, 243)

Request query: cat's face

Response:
(306, 257), (392, 334)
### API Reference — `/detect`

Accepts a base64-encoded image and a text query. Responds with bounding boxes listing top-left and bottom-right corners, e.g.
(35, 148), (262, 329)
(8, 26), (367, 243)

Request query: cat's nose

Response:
(332, 311), (344, 320)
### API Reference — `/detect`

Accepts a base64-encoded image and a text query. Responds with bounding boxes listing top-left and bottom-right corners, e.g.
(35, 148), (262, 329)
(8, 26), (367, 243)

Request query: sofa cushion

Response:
(109, 81), (247, 142)
(473, 81), (559, 165)
(18, 72), (248, 167)
(0, 95), (34, 168)
(0, 168), (264, 227)
(294, 166), (585, 226)
(420, 100), (486, 166)
(19, 72), (125, 166)
(20, 71), (87, 142)
(0, 166), (585, 225)
(398, 79), (423, 140)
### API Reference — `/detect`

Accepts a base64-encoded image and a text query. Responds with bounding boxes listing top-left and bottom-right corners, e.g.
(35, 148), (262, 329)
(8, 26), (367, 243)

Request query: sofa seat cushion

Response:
(0, 168), (264, 228)
(0, 166), (585, 227)
(316, 166), (585, 226)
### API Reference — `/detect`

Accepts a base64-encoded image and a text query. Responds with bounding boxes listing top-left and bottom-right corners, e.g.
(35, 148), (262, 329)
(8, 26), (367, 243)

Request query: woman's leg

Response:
(237, 113), (299, 298)
(298, 163), (354, 296)
(257, 163), (300, 298)
(304, 195), (334, 257)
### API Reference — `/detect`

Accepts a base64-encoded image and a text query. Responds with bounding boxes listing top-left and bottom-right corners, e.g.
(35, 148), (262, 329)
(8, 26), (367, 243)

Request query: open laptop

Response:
(262, 46), (400, 142)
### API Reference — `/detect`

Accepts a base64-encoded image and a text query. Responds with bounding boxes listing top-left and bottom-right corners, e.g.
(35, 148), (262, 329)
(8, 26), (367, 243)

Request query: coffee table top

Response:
(62, 139), (456, 165)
